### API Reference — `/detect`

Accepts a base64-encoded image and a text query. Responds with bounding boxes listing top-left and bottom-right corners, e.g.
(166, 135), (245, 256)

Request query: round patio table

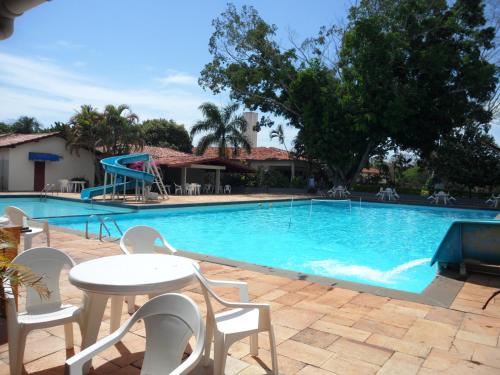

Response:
(70, 254), (198, 373)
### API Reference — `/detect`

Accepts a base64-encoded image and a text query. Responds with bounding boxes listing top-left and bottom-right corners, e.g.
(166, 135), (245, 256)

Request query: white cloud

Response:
(157, 71), (197, 86)
(0, 52), (211, 126)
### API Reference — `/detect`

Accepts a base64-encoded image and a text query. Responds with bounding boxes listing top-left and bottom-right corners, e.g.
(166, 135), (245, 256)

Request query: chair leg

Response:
(110, 296), (124, 333)
(126, 295), (136, 314)
(268, 327), (279, 375)
(203, 319), (214, 366)
(250, 333), (258, 356)
(9, 327), (27, 375)
(64, 323), (74, 349)
(213, 335), (228, 375)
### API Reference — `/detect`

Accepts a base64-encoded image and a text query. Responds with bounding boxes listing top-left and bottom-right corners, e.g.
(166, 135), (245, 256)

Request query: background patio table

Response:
(69, 253), (198, 373)
(67, 180), (86, 192)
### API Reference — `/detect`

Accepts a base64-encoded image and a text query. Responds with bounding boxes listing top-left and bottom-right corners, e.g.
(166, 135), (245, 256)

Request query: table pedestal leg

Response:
(110, 296), (124, 333)
(23, 235), (32, 251)
(80, 292), (108, 374)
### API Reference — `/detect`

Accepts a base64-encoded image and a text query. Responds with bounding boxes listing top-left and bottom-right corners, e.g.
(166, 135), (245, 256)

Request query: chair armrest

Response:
(206, 278), (249, 302)
(65, 320), (130, 375)
(217, 299), (270, 311)
(161, 238), (177, 254)
(118, 240), (131, 255)
(27, 218), (48, 230)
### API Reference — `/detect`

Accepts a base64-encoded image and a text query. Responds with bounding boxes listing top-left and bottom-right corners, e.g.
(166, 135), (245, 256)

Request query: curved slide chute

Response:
(81, 153), (167, 200)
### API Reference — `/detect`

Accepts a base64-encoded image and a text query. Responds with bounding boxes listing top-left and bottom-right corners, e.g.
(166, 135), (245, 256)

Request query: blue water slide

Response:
(431, 220), (500, 270)
(80, 181), (137, 200)
(80, 153), (155, 199)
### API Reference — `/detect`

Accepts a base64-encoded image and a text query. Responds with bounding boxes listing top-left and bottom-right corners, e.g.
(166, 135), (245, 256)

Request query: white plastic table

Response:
(68, 180), (86, 192)
(69, 254), (198, 373)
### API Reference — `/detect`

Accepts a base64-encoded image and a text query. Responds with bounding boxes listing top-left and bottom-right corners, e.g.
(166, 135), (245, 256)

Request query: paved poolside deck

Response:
(1, 228), (500, 375)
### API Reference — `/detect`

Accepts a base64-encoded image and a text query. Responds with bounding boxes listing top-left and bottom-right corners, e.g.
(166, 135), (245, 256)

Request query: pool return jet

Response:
(80, 153), (169, 202)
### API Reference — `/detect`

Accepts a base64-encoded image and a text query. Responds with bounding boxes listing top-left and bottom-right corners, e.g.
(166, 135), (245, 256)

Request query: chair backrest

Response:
(134, 293), (204, 374)
(192, 268), (223, 321)
(12, 247), (75, 314)
(119, 225), (175, 255)
(5, 206), (28, 226)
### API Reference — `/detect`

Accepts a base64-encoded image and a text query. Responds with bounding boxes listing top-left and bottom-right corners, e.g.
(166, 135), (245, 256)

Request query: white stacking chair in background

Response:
(224, 185), (231, 194)
(376, 187), (384, 200)
(59, 179), (70, 193)
(119, 225), (177, 314)
(174, 183), (183, 195)
(5, 206), (50, 248)
(5, 247), (83, 375)
(194, 268), (278, 375)
(65, 293), (205, 375)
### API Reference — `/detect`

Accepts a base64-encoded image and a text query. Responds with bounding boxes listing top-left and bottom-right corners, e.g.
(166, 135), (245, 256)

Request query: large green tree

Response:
(11, 116), (43, 133)
(200, 1), (498, 185)
(141, 119), (192, 153)
(191, 102), (251, 158)
(429, 124), (500, 196)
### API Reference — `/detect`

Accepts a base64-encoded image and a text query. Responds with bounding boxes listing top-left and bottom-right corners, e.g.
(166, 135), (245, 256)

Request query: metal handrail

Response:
(101, 216), (123, 237)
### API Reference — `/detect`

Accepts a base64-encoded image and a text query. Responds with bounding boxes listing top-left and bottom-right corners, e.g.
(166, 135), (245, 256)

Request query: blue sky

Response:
(0, 0), (348, 148)
(1, 0), (498, 147)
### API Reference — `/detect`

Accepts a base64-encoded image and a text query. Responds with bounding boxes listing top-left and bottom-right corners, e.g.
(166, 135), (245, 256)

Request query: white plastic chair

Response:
(376, 187), (384, 200)
(392, 188), (400, 199)
(5, 247), (82, 375)
(194, 268), (278, 375)
(174, 183), (183, 195)
(486, 194), (500, 208)
(120, 225), (177, 313)
(224, 185), (231, 194)
(59, 179), (70, 193)
(5, 206), (50, 247)
(65, 293), (205, 375)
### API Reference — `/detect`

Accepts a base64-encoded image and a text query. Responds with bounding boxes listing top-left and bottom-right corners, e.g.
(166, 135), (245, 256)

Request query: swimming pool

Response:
(47, 199), (497, 293)
(0, 196), (134, 218)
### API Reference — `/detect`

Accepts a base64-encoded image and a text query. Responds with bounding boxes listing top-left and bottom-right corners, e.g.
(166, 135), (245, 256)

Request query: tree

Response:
(269, 124), (287, 152)
(100, 104), (143, 155)
(200, 1), (498, 185)
(11, 116), (43, 133)
(429, 124), (500, 197)
(67, 105), (105, 184)
(191, 102), (251, 158)
(142, 119), (192, 153)
(0, 122), (10, 133)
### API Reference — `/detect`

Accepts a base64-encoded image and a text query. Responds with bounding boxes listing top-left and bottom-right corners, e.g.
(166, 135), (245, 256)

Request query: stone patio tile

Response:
(403, 318), (457, 350)
(366, 334), (431, 358)
(310, 320), (371, 342)
(225, 355), (251, 375)
(242, 347), (305, 375)
(449, 338), (480, 360)
(455, 329), (498, 347)
(327, 337), (393, 366)
(296, 283), (334, 297)
(296, 365), (336, 375)
(364, 308), (417, 329)
(96, 333), (146, 368)
(272, 307), (324, 330)
(292, 300), (336, 315)
(228, 341), (251, 359)
(313, 288), (359, 308)
(353, 318), (408, 339)
(251, 274), (291, 287)
(424, 307), (465, 327)
(280, 280), (312, 293)
(320, 353), (381, 375)
(274, 292), (308, 306)
(460, 313), (500, 336)
(349, 293), (390, 308)
(472, 344), (500, 369)
(241, 325), (299, 350)
(0, 334), (66, 364)
(278, 340), (332, 367)
(246, 281), (280, 297)
(380, 301), (429, 318)
(291, 328), (339, 349)
(377, 352), (423, 375)
(320, 311), (358, 327)
(254, 289), (288, 302)
(422, 348), (499, 374)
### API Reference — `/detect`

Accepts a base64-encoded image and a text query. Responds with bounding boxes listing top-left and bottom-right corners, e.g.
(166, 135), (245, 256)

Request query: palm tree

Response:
(67, 105), (104, 184)
(101, 104), (143, 155)
(269, 124), (287, 153)
(191, 102), (251, 158)
(11, 116), (42, 133)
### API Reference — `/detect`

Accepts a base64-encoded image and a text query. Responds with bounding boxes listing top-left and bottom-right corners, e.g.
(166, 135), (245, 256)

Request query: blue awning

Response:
(28, 152), (61, 161)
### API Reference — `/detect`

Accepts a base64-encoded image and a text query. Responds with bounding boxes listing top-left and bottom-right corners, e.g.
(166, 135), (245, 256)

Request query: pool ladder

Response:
(86, 215), (123, 241)
(40, 184), (56, 201)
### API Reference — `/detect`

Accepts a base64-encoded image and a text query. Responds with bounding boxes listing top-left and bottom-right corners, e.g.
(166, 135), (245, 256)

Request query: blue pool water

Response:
(45, 199), (497, 293)
(0, 197), (133, 217)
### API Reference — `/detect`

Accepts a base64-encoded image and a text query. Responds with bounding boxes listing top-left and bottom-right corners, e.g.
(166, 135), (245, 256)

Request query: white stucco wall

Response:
(6, 136), (95, 191)
(0, 149), (9, 191)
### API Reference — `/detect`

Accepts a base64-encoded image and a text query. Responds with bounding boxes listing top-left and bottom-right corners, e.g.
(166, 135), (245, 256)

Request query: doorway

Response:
(33, 161), (45, 191)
